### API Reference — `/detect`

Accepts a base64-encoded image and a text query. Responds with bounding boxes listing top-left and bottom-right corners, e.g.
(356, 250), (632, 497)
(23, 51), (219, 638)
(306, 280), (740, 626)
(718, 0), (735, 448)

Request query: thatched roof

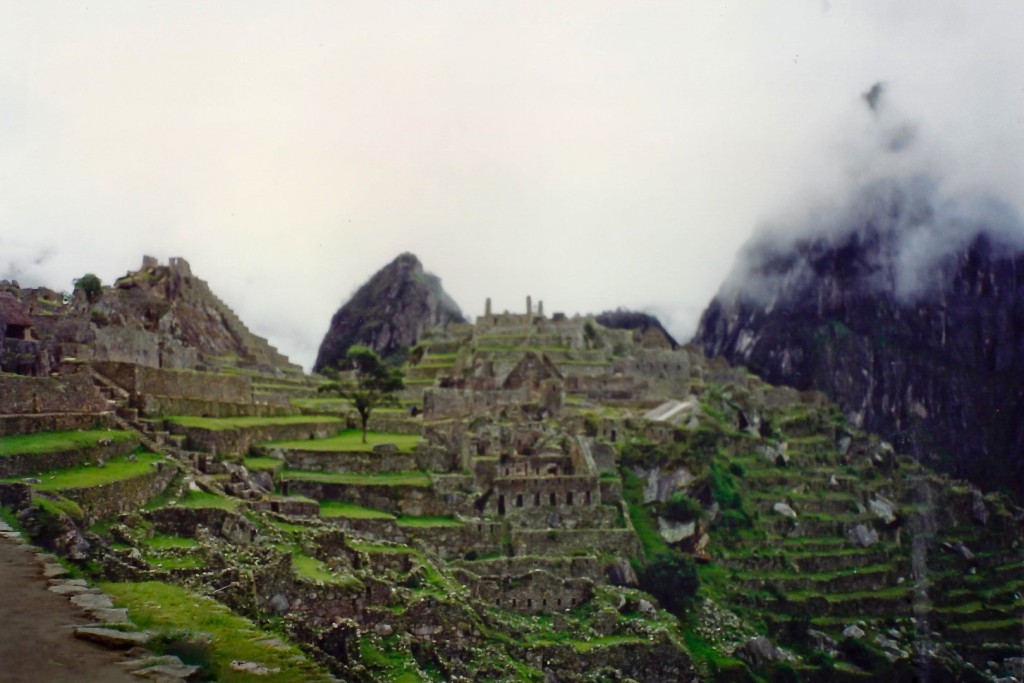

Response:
(0, 292), (32, 328)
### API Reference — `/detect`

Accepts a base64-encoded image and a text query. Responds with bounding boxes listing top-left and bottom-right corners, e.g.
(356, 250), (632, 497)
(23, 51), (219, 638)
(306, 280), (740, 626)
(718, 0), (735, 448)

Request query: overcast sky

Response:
(3, 2), (1023, 370)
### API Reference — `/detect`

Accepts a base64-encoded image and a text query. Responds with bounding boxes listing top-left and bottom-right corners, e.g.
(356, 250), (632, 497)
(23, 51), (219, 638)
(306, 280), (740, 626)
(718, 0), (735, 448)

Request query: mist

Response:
(3, 2), (1024, 369)
(721, 79), (1024, 305)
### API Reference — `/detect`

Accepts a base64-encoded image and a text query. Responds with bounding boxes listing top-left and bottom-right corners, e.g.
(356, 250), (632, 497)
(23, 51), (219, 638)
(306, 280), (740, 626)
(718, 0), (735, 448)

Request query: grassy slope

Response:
(260, 429), (421, 453)
(0, 429), (135, 456)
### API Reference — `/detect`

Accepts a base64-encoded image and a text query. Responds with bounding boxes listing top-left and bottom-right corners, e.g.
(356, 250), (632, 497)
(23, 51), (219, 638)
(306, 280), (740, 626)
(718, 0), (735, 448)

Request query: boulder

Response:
(736, 636), (783, 669)
(606, 558), (639, 587)
(773, 502), (797, 519)
(971, 488), (989, 525)
(658, 517), (697, 544)
(847, 524), (879, 548)
(842, 625), (866, 639)
(868, 496), (897, 525)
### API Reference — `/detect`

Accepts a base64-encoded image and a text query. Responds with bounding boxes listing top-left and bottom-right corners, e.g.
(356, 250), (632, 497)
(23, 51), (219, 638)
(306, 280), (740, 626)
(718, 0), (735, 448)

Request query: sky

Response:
(2, 1), (1023, 371)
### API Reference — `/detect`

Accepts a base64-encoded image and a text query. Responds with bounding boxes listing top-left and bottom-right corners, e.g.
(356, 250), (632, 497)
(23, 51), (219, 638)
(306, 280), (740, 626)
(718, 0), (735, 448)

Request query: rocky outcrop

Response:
(313, 253), (464, 372)
(695, 178), (1024, 500)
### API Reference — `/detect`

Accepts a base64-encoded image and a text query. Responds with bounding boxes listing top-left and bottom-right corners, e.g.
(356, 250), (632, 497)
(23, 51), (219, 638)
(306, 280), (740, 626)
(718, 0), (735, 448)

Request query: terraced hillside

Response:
(0, 307), (1021, 682)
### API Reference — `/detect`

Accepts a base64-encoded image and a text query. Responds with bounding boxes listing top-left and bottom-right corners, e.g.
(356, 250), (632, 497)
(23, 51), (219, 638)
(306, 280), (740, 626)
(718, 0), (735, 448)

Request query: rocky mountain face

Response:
(594, 309), (678, 349)
(313, 252), (465, 372)
(695, 179), (1024, 501)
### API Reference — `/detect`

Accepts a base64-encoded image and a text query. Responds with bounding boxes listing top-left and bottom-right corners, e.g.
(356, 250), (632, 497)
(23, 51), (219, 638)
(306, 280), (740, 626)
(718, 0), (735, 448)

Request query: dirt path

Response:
(0, 528), (139, 683)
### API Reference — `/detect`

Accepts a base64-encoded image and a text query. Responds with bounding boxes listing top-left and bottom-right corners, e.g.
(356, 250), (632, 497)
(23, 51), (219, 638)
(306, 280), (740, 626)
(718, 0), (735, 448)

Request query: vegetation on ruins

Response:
(318, 345), (405, 443)
(73, 272), (103, 302)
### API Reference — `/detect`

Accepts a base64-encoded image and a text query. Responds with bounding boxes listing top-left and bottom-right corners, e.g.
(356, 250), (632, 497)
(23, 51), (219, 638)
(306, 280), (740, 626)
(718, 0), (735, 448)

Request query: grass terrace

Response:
(318, 500), (396, 520)
(282, 469), (432, 487)
(396, 515), (462, 528)
(12, 452), (163, 491)
(0, 429), (135, 456)
(259, 429), (421, 453)
(164, 415), (344, 431)
(174, 489), (241, 511)
(102, 581), (336, 682)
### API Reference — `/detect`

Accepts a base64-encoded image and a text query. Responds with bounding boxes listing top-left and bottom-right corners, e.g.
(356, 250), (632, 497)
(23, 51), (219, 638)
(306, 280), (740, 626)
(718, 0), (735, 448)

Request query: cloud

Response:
(2, 2), (1023, 367)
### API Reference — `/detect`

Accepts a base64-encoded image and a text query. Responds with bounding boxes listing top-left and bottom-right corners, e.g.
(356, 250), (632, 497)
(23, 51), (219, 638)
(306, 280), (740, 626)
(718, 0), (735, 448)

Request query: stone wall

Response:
(94, 361), (251, 403)
(399, 521), (503, 560)
(0, 434), (139, 478)
(510, 528), (641, 559)
(277, 449), (418, 474)
(137, 395), (294, 418)
(146, 506), (261, 545)
(61, 460), (176, 525)
(456, 555), (603, 582)
(0, 374), (107, 414)
(0, 412), (111, 437)
(282, 479), (451, 517)
(505, 504), (620, 530)
(466, 569), (594, 614)
(491, 474), (601, 515)
(167, 420), (342, 455)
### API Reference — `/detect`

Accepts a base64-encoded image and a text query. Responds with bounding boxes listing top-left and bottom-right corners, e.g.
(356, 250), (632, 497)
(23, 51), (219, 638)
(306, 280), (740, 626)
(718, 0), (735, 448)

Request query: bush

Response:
(664, 492), (704, 523)
(74, 273), (102, 302)
(771, 662), (801, 683)
(639, 550), (699, 615)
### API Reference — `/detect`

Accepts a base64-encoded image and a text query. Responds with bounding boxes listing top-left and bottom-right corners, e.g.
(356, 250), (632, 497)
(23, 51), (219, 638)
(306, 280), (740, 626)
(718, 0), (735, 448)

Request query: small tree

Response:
(319, 345), (404, 443)
(73, 273), (102, 303)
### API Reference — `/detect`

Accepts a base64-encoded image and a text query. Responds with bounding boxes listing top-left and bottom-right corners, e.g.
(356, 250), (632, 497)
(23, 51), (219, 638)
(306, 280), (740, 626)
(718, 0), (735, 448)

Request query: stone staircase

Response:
(89, 368), (185, 457)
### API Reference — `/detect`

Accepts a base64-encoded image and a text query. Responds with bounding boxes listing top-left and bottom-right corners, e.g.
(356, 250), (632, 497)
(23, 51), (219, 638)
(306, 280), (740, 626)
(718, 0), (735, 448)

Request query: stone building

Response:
(0, 291), (44, 375)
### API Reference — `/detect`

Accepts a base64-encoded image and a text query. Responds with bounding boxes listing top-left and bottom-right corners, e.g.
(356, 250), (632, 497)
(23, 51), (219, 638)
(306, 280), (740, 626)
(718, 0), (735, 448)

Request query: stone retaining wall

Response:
(510, 527), (641, 559)
(138, 394), (294, 418)
(166, 420), (342, 455)
(0, 374), (107, 414)
(0, 434), (140, 478)
(399, 521), (503, 560)
(278, 449), (418, 474)
(61, 461), (176, 525)
(0, 412), (111, 437)
(282, 479), (450, 517)
(94, 361), (251, 403)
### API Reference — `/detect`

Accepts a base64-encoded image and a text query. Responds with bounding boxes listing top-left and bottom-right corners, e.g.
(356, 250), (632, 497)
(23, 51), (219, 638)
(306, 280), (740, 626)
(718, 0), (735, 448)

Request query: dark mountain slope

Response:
(313, 253), (464, 372)
(695, 178), (1024, 500)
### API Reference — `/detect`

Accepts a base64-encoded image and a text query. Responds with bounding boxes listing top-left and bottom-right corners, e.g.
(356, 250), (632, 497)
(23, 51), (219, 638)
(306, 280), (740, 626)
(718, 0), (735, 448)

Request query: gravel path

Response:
(0, 524), (140, 683)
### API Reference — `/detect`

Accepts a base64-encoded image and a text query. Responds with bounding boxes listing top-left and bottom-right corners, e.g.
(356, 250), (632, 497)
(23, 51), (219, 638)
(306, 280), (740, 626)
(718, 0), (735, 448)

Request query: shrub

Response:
(664, 492), (704, 523)
(639, 550), (699, 615)
(74, 273), (102, 302)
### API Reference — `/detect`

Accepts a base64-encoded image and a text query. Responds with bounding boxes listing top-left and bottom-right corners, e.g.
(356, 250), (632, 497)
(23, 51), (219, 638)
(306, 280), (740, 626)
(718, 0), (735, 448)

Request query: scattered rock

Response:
(952, 541), (975, 561)
(868, 496), (897, 525)
(268, 592), (290, 614)
(971, 488), (989, 525)
(229, 660), (280, 676)
(74, 626), (153, 649)
(606, 558), (639, 587)
(736, 636), (784, 668)
(847, 524), (879, 548)
(637, 599), (657, 618)
(842, 625), (866, 639)
(807, 629), (836, 652)
(657, 517), (696, 544)
(773, 502), (797, 519)
(374, 623), (393, 636)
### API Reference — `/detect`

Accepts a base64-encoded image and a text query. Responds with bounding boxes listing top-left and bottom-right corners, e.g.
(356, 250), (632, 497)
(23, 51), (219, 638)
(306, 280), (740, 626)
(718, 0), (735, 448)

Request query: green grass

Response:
(291, 553), (363, 589)
(621, 469), (668, 559)
(175, 489), (241, 511)
(318, 500), (395, 520)
(396, 515), (462, 528)
(282, 469), (431, 487)
(164, 415), (344, 431)
(102, 581), (335, 682)
(143, 535), (199, 549)
(0, 429), (135, 456)
(243, 456), (285, 473)
(147, 555), (204, 570)
(16, 452), (163, 491)
(261, 429), (421, 453)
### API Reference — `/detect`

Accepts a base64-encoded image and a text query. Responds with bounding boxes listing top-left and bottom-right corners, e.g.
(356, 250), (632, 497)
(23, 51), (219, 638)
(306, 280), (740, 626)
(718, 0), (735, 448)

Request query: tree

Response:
(639, 550), (700, 615)
(73, 273), (102, 303)
(319, 346), (404, 443)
